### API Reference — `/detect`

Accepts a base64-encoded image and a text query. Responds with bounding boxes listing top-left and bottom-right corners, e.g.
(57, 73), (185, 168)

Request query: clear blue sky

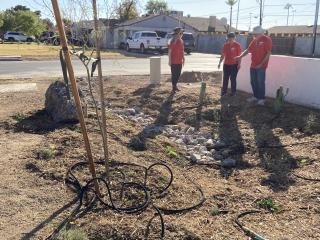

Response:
(1, 0), (318, 30)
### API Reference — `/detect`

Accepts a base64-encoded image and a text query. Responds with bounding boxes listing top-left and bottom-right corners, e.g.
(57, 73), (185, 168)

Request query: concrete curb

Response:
(0, 55), (22, 61)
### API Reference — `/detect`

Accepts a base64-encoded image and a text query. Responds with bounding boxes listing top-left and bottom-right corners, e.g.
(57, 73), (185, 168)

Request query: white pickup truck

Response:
(126, 31), (168, 54)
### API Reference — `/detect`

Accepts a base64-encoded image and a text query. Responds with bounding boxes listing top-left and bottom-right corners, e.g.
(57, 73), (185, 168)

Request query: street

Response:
(0, 53), (221, 78)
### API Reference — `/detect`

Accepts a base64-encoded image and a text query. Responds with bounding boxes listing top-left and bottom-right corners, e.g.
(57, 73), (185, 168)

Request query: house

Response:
(268, 25), (320, 37)
(113, 14), (234, 48)
(71, 18), (120, 48)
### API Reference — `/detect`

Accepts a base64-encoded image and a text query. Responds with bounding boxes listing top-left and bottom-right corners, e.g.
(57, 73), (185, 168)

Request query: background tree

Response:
(0, 5), (45, 36)
(145, 0), (168, 14)
(42, 18), (54, 30)
(0, 12), (4, 29)
(117, 0), (139, 21)
(12, 5), (30, 12)
(225, 0), (237, 32)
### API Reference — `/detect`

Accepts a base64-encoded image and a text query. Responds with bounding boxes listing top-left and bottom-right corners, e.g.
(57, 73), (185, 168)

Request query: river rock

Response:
(214, 140), (227, 149)
(190, 153), (201, 163)
(126, 108), (136, 116)
(197, 137), (207, 144)
(206, 139), (215, 149)
(186, 127), (195, 135)
(221, 158), (237, 168)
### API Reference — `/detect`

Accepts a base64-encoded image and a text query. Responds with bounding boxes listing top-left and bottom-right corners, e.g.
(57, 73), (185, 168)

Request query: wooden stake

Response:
(92, 0), (110, 180)
(51, 0), (100, 194)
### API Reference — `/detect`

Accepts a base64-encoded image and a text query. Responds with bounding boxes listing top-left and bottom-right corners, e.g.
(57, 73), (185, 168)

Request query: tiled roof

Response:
(268, 25), (319, 34)
(116, 14), (234, 32)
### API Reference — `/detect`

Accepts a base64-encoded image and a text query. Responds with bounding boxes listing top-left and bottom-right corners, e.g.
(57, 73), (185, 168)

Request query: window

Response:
(133, 32), (140, 39)
(182, 34), (194, 40)
(141, 32), (157, 37)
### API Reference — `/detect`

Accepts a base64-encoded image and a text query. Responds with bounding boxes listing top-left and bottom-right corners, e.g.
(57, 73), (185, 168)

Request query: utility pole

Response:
(236, 0), (241, 30)
(312, 0), (320, 56)
(292, 9), (296, 25)
(259, 0), (263, 26)
(229, 4), (233, 33)
(284, 3), (293, 26)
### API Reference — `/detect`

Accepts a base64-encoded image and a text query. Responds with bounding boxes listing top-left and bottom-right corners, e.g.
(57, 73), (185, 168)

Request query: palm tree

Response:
(226, 0), (238, 32)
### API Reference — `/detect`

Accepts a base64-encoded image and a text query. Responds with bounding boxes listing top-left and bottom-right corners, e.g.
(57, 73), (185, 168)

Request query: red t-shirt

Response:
(168, 38), (184, 64)
(222, 42), (242, 65)
(248, 35), (272, 69)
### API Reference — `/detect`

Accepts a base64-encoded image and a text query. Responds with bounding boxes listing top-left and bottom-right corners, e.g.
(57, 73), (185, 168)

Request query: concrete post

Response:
(150, 56), (161, 84)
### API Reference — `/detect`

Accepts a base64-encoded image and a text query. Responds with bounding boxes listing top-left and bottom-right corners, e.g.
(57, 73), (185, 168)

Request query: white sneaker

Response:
(246, 96), (257, 103)
(257, 100), (265, 106)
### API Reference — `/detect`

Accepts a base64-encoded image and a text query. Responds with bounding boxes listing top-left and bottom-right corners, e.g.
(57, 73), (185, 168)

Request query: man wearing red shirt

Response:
(235, 26), (272, 106)
(168, 27), (185, 92)
(218, 32), (242, 96)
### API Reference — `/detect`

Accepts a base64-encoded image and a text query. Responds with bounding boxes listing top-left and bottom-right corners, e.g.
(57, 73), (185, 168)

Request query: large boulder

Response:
(45, 81), (79, 123)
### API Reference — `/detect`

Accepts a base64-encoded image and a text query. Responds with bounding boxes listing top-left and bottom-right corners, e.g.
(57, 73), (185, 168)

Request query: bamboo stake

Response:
(51, 0), (100, 194)
(92, 0), (110, 180)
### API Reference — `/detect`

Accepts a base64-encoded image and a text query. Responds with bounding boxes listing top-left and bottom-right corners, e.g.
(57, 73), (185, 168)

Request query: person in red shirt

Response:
(218, 32), (242, 96)
(235, 26), (272, 106)
(168, 27), (185, 92)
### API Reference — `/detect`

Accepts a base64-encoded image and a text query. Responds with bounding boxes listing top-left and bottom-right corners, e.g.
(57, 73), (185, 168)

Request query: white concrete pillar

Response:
(150, 56), (161, 84)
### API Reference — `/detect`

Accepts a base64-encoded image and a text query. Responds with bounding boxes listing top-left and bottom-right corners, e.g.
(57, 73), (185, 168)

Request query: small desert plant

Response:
(165, 146), (178, 158)
(274, 86), (289, 114)
(38, 145), (57, 160)
(12, 112), (26, 122)
(297, 158), (310, 165)
(209, 205), (220, 216)
(57, 228), (88, 240)
(257, 198), (282, 213)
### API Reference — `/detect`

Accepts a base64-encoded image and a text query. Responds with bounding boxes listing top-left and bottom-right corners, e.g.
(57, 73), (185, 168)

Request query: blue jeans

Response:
(250, 68), (266, 100)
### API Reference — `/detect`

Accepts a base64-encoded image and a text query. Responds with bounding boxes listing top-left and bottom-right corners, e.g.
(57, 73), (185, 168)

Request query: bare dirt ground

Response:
(0, 75), (319, 240)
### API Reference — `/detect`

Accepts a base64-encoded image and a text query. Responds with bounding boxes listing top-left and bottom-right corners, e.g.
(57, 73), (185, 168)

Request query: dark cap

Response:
(227, 32), (236, 38)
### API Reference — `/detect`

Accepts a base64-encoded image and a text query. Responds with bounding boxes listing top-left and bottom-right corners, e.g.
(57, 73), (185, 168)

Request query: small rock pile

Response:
(110, 108), (237, 168)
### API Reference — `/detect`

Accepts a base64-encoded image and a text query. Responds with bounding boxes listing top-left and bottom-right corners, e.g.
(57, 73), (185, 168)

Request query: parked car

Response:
(4, 31), (35, 42)
(126, 31), (166, 54)
(165, 32), (196, 54)
(48, 35), (85, 47)
(39, 31), (55, 42)
(182, 32), (196, 54)
(160, 32), (196, 54)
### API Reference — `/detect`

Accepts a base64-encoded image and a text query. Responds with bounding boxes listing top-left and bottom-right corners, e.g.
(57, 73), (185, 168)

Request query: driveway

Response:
(0, 53), (221, 78)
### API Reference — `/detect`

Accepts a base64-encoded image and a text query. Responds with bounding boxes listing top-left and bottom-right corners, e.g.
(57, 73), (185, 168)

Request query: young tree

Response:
(226, 0), (237, 32)
(145, 0), (168, 14)
(117, 0), (139, 21)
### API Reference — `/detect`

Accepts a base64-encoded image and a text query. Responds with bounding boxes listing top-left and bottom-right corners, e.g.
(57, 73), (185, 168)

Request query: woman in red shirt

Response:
(218, 32), (242, 96)
(168, 27), (185, 92)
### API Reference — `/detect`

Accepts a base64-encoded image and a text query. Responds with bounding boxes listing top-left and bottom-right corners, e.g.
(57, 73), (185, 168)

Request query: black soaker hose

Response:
(46, 161), (205, 239)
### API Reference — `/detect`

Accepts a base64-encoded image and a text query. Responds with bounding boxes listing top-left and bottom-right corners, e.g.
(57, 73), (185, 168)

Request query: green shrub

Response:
(209, 205), (220, 216)
(165, 146), (178, 158)
(12, 112), (26, 122)
(38, 145), (57, 160)
(257, 198), (282, 213)
(58, 228), (88, 240)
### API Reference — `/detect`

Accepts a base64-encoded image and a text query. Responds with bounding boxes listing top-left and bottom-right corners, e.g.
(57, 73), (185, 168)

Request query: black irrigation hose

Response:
(292, 172), (320, 182)
(235, 210), (268, 240)
(47, 161), (205, 239)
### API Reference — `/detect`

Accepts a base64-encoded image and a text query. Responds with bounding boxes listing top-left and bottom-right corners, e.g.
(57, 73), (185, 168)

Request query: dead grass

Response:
(0, 76), (319, 239)
(0, 43), (125, 60)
